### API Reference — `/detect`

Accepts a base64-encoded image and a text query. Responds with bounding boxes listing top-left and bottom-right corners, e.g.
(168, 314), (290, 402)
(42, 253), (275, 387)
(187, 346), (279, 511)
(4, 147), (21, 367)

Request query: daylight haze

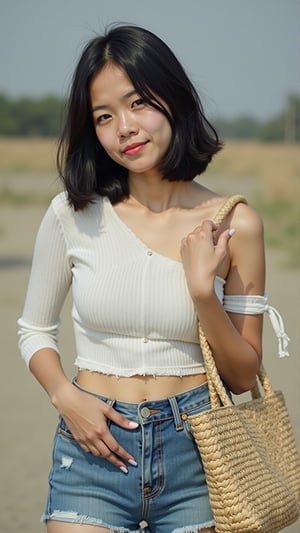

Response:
(1, 0), (299, 120)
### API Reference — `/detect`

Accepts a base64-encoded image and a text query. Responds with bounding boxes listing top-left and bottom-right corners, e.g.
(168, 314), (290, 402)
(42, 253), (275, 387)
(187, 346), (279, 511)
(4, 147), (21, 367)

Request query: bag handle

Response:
(212, 194), (248, 224)
(199, 325), (274, 408)
(199, 195), (274, 408)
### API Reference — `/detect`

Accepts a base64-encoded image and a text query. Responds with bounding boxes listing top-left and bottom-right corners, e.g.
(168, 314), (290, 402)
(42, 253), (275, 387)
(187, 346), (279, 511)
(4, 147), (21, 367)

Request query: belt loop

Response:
(168, 396), (183, 431)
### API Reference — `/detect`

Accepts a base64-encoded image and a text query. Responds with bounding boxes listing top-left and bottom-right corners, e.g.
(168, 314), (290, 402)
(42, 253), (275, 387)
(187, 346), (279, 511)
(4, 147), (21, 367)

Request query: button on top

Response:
(141, 407), (151, 419)
(147, 250), (153, 256)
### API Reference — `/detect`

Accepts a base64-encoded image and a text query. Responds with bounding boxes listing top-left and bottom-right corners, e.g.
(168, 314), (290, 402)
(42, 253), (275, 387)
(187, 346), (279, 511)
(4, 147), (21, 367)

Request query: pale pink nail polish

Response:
(128, 421), (139, 429)
(128, 458), (138, 466)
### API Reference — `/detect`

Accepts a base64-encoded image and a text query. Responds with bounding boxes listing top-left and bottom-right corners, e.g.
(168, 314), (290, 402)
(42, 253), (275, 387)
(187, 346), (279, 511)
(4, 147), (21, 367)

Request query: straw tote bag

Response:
(188, 195), (300, 533)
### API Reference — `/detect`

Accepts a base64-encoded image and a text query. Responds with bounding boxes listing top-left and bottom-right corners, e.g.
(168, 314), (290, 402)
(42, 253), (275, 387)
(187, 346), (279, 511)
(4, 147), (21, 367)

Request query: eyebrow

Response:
(91, 89), (139, 113)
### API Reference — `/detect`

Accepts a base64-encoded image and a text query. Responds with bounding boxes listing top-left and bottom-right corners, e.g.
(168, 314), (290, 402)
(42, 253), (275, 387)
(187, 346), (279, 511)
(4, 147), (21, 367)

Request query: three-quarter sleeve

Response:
(18, 200), (72, 366)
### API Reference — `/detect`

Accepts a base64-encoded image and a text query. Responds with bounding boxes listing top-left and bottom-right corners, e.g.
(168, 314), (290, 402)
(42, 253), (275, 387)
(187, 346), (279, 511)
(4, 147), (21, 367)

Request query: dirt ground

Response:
(1, 190), (299, 532)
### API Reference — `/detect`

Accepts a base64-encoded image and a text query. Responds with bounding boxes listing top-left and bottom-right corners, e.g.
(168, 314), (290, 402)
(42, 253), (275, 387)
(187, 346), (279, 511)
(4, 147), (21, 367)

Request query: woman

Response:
(18, 25), (268, 532)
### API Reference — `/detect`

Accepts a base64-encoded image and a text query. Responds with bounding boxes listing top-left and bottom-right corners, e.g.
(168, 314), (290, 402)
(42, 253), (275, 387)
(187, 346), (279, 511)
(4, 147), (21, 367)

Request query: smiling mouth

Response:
(123, 142), (148, 155)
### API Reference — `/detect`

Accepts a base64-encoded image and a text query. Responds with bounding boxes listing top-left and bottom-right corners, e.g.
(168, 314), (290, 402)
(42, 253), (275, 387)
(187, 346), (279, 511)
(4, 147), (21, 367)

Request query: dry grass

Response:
(1, 137), (298, 194)
(205, 140), (300, 267)
(0, 137), (299, 266)
(0, 137), (57, 173)
(206, 140), (300, 200)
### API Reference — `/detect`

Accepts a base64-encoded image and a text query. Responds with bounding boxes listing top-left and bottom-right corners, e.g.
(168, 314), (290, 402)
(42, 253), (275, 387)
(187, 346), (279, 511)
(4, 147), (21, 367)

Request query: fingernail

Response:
(228, 228), (236, 237)
(128, 421), (139, 429)
(120, 466), (128, 474)
(128, 458), (138, 467)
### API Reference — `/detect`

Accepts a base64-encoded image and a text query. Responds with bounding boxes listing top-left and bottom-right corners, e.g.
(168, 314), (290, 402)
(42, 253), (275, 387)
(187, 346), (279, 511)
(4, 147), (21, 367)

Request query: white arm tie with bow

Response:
(223, 294), (290, 358)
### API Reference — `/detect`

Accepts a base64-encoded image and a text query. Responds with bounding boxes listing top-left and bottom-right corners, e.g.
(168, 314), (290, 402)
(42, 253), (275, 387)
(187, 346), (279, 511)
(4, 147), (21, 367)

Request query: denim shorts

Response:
(42, 380), (214, 532)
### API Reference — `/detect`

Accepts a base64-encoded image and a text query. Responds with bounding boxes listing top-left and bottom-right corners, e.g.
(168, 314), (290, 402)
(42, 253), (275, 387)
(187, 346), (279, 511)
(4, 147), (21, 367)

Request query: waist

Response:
(73, 376), (210, 423)
(76, 370), (208, 402)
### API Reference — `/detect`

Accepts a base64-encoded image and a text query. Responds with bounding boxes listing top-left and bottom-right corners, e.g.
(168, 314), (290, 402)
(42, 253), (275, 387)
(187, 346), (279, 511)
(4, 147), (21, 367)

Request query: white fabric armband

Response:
(223, 294), (290, 358)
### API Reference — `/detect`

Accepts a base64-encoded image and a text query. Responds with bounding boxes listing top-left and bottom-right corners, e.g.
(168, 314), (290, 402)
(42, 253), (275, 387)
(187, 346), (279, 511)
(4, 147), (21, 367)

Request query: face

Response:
(90, 63), (172, 179)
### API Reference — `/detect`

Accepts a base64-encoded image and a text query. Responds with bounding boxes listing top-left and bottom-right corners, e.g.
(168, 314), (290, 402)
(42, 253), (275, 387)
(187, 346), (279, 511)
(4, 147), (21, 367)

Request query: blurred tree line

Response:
(0, 92), (299, 141)
(214, 94), (300, 142)
(0, 94), (64, 136)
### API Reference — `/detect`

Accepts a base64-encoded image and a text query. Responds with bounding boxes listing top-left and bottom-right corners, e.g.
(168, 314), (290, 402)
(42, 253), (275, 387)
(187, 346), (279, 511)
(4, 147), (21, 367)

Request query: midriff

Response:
(76, 370), (207, 402)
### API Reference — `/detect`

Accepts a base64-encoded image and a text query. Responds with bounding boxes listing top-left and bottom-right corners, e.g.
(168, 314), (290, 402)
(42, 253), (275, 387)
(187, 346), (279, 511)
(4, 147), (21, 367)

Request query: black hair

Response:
(57, 24), (222, 210)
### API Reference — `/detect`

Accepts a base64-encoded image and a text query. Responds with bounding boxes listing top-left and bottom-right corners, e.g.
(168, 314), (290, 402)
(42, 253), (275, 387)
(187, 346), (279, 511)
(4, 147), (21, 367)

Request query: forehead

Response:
(90, 63), (135, 104)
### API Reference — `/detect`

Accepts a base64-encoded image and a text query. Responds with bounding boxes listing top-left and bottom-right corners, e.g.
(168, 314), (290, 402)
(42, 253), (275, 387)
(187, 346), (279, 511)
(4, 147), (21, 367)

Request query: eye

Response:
(132, 98), (145, 109)
(95, 113), (111, 125)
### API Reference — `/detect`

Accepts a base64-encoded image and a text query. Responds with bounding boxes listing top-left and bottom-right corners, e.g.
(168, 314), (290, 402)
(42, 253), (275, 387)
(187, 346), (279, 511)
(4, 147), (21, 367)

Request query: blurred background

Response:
(0, 1), (299, 531)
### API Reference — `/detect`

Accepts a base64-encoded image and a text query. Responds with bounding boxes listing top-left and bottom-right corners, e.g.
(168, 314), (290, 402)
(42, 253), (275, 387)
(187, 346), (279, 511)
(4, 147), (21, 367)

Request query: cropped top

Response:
(18, 193), (289, 376)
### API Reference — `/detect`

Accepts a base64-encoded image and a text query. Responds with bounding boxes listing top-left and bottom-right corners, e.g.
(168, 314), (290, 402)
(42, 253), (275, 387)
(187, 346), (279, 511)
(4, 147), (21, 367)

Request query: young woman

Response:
(18, 24), (282, 533)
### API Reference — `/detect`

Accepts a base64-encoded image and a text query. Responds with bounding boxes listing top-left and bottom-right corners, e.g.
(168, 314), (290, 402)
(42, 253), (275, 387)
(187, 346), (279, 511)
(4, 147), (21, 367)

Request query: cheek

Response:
(95, 130), (114, 153)
(164, 124), (173, 145)
(95, 130), (122, 166)
(157, 122), (172, 150)
(152, 117), (172, 143)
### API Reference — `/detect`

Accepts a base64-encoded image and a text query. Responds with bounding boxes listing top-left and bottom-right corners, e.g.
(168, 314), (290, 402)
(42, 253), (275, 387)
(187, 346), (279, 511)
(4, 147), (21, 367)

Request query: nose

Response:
(117, 111), (138, 137)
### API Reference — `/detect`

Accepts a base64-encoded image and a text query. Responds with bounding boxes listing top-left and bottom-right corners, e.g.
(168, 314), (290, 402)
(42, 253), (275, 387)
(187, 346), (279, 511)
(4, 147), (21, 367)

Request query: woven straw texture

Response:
(189, 384), (300, 532)
(188, 195), (300, 533)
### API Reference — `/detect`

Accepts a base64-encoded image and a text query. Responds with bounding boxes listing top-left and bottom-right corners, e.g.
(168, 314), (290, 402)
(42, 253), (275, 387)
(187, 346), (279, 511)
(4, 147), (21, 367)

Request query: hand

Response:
(180, 220), (235, 300)
(52, 381), (138, 473)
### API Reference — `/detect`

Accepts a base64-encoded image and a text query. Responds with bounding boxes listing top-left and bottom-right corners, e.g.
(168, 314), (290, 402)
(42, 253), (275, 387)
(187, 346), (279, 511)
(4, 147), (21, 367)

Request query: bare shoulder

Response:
(222, 201), (265, 293)
(230, 201), (264, 239)
(189, 185), (264, 241)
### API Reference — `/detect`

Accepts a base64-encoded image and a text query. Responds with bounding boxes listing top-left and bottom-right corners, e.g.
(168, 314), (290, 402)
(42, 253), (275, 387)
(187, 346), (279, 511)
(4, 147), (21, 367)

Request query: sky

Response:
(1, 0), (299, 120)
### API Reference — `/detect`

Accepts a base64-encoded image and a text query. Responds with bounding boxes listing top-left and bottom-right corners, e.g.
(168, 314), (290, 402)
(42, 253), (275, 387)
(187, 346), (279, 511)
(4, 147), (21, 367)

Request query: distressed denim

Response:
(42, 381), (214, 532)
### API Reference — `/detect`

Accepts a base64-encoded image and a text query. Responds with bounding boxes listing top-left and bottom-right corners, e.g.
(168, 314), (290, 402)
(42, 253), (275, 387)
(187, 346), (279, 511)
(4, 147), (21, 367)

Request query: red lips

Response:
(123, 142), (147, 155)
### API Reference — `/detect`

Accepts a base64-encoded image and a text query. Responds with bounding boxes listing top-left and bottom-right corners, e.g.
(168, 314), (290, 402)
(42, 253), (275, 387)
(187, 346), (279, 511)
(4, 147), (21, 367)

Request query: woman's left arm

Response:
(181, 203), (265, 394)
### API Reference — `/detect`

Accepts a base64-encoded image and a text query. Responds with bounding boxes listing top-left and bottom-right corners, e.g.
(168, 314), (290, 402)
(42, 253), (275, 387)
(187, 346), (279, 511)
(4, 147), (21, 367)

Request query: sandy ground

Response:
(0, 194), (299, 532)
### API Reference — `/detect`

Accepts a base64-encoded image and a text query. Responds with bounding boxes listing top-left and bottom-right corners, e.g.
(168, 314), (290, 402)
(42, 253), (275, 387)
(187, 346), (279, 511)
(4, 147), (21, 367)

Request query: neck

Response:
(128, 173), (195, 213)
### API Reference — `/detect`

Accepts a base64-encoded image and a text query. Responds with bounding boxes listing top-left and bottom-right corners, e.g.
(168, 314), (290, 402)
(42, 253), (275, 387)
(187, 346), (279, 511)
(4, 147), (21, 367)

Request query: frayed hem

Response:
(172, 520), (215, 533)
(41, 511), (140, 532)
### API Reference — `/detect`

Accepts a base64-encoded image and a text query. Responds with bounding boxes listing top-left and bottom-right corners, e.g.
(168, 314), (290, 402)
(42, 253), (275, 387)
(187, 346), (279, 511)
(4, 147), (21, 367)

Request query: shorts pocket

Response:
(181, 399), (211, 440)
(57, 416), (75, 441)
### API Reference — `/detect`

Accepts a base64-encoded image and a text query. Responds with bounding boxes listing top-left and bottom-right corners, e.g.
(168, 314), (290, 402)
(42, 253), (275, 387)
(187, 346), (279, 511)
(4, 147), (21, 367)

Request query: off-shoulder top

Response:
(18, 193), (289, 376)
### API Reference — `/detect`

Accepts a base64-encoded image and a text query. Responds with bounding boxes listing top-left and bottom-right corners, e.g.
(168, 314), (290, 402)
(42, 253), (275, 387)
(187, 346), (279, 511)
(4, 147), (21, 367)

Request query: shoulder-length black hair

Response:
(57, 24), (222, 210)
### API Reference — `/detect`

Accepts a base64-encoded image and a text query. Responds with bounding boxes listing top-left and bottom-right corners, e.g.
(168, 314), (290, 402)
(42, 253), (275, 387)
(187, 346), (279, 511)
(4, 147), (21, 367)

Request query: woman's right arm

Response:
(18, 197), (138, 472)
(29, 348), (138, 472)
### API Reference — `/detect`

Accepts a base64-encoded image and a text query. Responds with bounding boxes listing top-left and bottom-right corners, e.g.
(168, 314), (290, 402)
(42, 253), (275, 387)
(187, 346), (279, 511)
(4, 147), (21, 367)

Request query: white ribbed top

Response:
(18, 193), (225, 375)
(18, 192), (288, 376)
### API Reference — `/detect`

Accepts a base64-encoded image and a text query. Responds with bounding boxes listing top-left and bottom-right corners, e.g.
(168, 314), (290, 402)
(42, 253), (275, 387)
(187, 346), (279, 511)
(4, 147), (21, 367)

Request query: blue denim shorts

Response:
(42, 380), (214, 532)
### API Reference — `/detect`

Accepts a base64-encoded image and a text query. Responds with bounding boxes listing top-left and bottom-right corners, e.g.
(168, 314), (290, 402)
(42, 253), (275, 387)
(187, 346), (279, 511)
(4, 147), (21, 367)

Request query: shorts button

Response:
(142, 337), (149, 343)
(141, 407), (151, 418)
